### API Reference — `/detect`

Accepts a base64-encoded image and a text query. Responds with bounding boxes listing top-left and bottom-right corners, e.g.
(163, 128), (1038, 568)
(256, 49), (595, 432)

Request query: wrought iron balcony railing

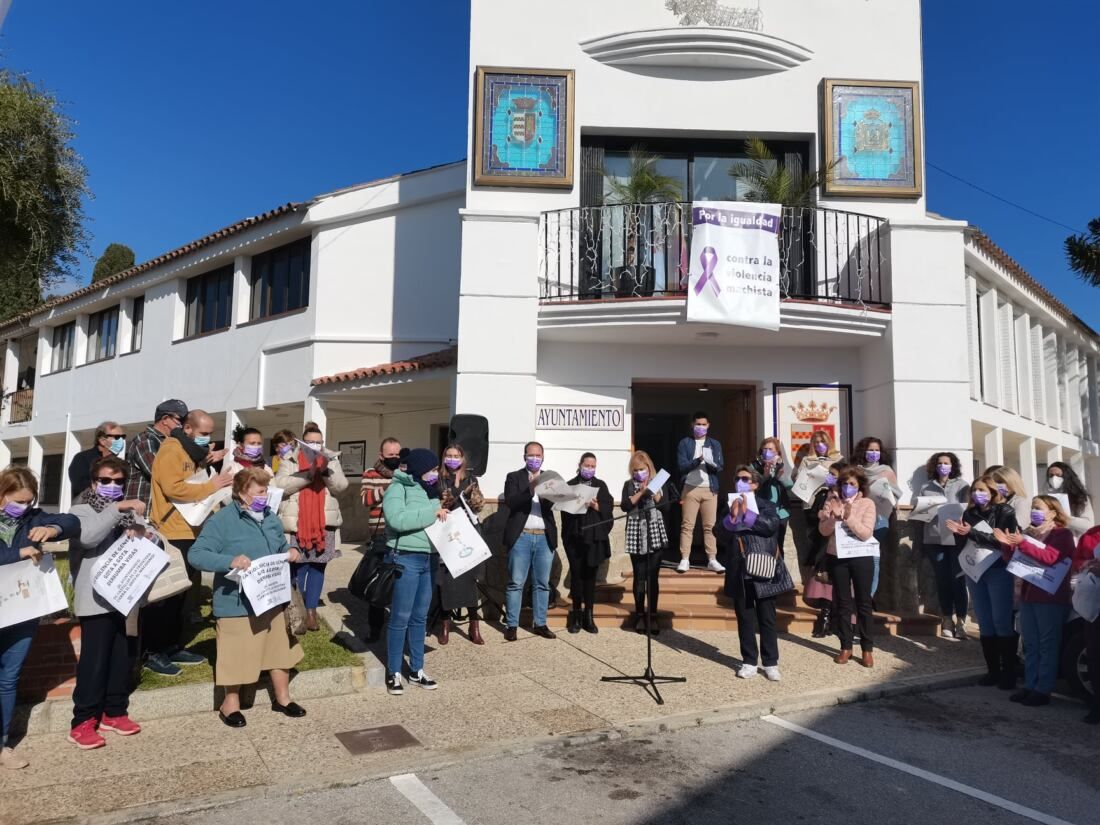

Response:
(5, 388), (33, 424)
(539, 202), (889, 308)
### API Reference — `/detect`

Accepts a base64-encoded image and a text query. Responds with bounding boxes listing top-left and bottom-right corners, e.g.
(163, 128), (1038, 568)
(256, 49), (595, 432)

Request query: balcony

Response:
(538, 202), (889, 308)
(5, 388), (33, 425)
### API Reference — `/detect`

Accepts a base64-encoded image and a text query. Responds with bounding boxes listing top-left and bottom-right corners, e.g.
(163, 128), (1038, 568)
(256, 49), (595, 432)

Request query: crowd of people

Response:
(0, 402), (1098, 770)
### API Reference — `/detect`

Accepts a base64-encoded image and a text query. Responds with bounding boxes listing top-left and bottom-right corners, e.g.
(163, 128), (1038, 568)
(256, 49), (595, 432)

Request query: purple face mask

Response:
(996, 483), (1010, 497)
(633, 470), (649, 483)
(864, 450), (881, 464)
(248, 495), (268, 513)
(972, 491), (991, 507)
(278, 444), (293, 458)
(824, 474), (838, 488)
(243, 445), (263, 459)
(525, 456), (543, 472)
(443, 458), (463, 471)
(579, 467), (596, 480)
(97, 482), (124, 501)
(735, 479), (752, 493)
(693, 425), (708, 439)
(762, 448), (776, 462)
(936, 464), (951, 477)
(2, 501), (27, 519)
(841, 483), (858, 499)
(421, 471), (440, 486)
(814, 442), (828, 456)
(1030, 510), (1047, 527)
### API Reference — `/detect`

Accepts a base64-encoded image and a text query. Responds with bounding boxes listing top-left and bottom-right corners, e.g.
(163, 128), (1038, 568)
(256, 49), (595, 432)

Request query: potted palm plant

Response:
(603, 146), (683, 298)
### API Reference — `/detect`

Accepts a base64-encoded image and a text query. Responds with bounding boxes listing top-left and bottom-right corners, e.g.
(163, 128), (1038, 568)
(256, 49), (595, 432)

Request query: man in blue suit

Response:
(676, 411), (725, 573)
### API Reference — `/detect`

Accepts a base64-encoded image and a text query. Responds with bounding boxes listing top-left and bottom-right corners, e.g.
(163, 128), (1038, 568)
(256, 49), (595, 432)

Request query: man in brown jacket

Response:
(142, 410), (232, 676)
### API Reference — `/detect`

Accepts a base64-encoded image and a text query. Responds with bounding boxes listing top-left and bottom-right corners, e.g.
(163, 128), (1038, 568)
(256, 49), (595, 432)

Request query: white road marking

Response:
(762, 715), (1076, 825)
(390, 773), (466, 825)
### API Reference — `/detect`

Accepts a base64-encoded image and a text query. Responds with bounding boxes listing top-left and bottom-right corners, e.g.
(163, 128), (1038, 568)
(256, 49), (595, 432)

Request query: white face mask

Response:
(1048, 476), (1064, 491)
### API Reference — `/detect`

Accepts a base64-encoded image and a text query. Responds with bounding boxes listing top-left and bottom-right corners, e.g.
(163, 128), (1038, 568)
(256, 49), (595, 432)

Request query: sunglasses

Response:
(104, 433), (126, 440)
(736, 475), (753, 483)
(93, 476), (124, 484)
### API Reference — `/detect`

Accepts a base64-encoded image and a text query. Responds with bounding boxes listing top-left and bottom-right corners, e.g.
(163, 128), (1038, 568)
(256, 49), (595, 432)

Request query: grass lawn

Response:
(138, 596), (362, 690)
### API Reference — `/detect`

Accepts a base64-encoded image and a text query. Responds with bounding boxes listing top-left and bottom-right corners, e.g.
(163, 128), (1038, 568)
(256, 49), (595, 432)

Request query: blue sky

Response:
(3, 1), (1098, 327)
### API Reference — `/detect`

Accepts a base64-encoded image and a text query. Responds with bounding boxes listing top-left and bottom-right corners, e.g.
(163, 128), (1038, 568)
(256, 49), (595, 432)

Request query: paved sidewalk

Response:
(0, 547), (990, 824)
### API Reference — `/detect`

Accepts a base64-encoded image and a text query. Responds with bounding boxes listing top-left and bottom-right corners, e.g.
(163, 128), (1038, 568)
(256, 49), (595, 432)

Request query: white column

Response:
(58, 426), (81, 511)
(304, 396), (327, 435)
(983, 427), (1004, 468)
(1, 339), (17, 425)
(0, 439), (11, 468)
(224, 409), (243, 451)
(1045, 443), (1063, 468)
(231, 254), (251, 327)
(1018, 436), (1038, 499)
(1068, 451), (1085, 477)
(27, 435), (43, 480)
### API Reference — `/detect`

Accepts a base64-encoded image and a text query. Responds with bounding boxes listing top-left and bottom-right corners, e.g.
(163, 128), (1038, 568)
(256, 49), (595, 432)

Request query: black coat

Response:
(560, 476), (614, 568)
(715, 497), (781, 602)
(955, 502), (1017, 551)
(502, 468), (559, 550)
(803, 486), (831, 570)
(67, 446), (105, 500)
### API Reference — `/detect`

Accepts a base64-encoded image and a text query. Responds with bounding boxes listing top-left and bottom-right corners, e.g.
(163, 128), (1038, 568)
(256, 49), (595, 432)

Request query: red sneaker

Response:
(100, 714), (141, 736)
(67, 719), (106, 750)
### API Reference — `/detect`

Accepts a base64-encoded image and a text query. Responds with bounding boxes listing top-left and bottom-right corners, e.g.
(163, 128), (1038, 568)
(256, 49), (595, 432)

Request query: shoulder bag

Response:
(741, 536), (779, 582)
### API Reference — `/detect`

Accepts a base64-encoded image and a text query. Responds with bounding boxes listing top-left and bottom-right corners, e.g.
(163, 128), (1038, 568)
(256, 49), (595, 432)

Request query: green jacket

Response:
(188, 501), (290, 618)
(383, 471), (440, 554)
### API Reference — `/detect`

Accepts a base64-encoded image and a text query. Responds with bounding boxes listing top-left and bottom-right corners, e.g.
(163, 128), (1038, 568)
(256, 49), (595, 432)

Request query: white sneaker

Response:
(762, 666), (781, 682)
(676, 559), (690, 573)
(955, 619), (968, 640)
(737, 664), (758, 679)
(707, 558), (726, 573)
(940, 618), (957, 641)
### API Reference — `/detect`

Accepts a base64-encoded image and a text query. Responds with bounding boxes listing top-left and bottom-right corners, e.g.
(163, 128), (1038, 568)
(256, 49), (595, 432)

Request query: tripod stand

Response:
(586, 490), (685, 705)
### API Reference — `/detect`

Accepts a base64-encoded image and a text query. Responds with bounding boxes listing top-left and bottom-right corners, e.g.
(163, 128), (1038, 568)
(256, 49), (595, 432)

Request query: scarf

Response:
(233, 445), (266, 468)
(0, 513), (20, 547)
(296, 449), (328, 551)
(79, 487), (137, 530)
(372, 459), (395, 480)
(624, 481), (668, 555)
(170, 427), (210, 467)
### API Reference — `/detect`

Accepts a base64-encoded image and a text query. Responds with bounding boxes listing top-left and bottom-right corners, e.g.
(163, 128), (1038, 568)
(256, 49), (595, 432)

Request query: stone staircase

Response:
(545, 567), (939, 636)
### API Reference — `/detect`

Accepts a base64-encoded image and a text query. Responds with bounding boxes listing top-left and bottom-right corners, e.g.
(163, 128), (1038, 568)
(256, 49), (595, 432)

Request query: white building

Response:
(1, 1), (1096, 591)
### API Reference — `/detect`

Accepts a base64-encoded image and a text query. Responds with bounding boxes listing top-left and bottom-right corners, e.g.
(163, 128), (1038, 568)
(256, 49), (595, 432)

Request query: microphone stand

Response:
(583, 491), (686, 705)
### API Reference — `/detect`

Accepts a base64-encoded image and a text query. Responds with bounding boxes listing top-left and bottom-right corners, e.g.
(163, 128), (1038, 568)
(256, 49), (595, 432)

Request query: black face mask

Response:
(382, 457), (401, 471)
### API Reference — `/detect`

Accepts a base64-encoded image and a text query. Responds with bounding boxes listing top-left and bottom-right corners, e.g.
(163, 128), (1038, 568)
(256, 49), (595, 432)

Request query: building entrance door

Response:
(632, 383), (757, 566)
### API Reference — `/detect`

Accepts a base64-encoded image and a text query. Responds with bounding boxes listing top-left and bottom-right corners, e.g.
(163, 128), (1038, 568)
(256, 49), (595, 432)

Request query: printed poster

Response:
(0, 556), (69, 629)
(91, 534), (170, 615)
(686, 202), (783, 331)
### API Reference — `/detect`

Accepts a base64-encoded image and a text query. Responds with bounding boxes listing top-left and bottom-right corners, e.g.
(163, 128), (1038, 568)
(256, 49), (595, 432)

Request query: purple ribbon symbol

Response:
(695, 246), (720, 297)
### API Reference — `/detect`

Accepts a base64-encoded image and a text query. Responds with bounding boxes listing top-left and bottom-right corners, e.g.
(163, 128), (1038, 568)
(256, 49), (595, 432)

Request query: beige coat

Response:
(272, 445), (348, 534)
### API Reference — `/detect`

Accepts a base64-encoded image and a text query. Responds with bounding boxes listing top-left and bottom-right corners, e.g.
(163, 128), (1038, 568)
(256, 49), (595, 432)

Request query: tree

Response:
(92, 243), (135, 282)
(1065, 217), (1100, 287)
(728, 138), (836, 207)
(0, 70), (89, 320)
(602, 145), (684, 206)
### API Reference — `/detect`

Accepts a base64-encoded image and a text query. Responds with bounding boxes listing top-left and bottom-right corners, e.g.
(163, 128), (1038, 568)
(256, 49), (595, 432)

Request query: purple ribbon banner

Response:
(692, 207), (780, 233)
(694, 246), (721, 297)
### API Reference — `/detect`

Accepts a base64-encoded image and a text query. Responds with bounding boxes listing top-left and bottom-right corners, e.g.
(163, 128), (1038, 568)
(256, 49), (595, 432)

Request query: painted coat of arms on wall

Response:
(773, 383), (853, 468)
(473, 67), (574, 188)
(822, 79), (922, 198)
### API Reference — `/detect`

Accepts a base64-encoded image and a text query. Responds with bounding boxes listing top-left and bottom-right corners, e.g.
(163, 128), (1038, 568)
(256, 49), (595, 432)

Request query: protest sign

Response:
(959, 540), (1000, 583)
(228, 553), (292, 614)
(91, 535), (169, 615)
(792, 464), (829, 504)
(552, 484), (599, 515)
(1006, 545), (1071, 596)
(835, 525), (880, 558)
(0, 556), (68, 628)
(426, 507), (493, 579)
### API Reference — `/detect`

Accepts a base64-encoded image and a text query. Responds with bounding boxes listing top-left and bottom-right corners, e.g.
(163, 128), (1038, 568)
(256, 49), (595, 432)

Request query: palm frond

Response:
(728, 137), (836, 207)
(603, 145), (683, 204)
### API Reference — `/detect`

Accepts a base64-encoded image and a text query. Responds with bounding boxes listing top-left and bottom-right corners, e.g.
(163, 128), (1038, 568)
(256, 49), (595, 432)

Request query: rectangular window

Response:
(249, 237), (311, 320)
(184, 265), (234, 338)
(86, 305), (120, 362)
(130, 296), (144, 352)
(50, 322), (76, 372)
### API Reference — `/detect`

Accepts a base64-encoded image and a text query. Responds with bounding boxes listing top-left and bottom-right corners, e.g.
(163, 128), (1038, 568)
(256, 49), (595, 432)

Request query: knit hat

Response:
(403, 448), (439, 479)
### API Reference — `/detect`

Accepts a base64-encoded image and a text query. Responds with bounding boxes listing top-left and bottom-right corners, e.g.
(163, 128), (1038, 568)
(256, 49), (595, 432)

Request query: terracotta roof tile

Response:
(312, 346), (457, 386)
(0, 203), (304, 334)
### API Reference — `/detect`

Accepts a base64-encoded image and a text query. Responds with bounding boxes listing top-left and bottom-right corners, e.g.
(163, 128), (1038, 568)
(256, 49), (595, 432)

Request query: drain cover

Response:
(335, 724), (421, 755)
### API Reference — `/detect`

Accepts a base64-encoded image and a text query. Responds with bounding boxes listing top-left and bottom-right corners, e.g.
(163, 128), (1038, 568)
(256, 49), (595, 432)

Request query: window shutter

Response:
(997, 300), (1017, 413)
(964, 279), (980, 400)
(1030, 324), (1046, 425)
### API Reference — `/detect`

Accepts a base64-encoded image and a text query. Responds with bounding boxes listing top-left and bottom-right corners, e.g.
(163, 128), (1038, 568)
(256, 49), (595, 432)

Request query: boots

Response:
(978, 636), (1000, 687)
(582, 607), (598, 634)
(812, 607), (831, 638)
(437, 618), (450, 646)
(468, 618), (485, 645)
(997, 636), (1018, 690)
(305, 609), (320, 632)
(567, 610), (582, 634)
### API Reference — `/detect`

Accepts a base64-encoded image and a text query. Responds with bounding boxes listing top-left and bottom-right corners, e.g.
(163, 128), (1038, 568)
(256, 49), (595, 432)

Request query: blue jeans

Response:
(966, 561), (1015, 637)
(506, 531), (553, 628)
(0, 619), (38, 747)
(1019, 601), (1069, 695)
(871, 525), (888, 596)
(293, 562), (327, 610)
(386, 552), (437, 675)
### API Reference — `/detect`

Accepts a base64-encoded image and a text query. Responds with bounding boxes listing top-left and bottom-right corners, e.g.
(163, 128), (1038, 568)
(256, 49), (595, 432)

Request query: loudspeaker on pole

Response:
(448, 414), (489, 476)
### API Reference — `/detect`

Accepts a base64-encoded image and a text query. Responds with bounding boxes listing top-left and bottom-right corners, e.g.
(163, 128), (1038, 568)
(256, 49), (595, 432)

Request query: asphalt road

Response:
(148, 686), (1098, 825)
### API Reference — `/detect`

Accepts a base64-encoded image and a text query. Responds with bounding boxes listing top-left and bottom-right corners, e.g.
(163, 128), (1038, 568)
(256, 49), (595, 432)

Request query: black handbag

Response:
(753, 556), (795, 600)
(349, 533), (402, 607)
(742, 538), (779, 582)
